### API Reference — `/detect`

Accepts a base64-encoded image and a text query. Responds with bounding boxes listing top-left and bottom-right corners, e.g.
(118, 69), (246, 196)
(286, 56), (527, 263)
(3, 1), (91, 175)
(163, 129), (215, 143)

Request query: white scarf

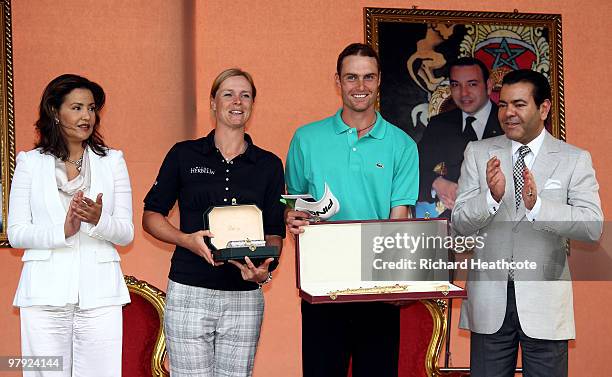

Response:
(55, 148), (91, 196)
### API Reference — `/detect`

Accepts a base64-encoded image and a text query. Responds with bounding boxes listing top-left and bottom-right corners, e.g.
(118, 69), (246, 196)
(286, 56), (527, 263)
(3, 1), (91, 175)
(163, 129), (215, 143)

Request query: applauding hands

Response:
(64, 191), (103, 238)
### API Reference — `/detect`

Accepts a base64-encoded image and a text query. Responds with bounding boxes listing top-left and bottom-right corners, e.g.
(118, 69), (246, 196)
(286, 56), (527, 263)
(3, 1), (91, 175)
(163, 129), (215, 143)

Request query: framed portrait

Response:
(0, 0), (15, 247)
(364, 7), (564, 142)
(365, 7), (563, 219)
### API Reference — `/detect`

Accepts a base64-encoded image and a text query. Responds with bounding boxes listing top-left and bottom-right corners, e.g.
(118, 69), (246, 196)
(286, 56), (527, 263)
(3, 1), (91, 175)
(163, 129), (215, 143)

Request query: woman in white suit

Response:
(8, 74), (134, 377)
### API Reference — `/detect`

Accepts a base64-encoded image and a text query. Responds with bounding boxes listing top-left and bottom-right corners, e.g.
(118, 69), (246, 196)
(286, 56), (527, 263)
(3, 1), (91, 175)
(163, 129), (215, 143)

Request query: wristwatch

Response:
(258, 272), (272, 288)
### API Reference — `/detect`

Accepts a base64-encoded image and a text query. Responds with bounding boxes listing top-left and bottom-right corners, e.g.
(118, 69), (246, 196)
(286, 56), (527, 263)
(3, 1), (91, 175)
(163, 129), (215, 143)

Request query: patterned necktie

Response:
(463, 116), (478, 142)
(513, 145), (531, 209)
(510, 145), (531, 281)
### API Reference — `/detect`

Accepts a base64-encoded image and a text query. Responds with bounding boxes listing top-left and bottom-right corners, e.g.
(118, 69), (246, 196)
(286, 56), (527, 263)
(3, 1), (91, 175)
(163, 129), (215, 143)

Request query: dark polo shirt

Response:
(144, 130), (286, 291)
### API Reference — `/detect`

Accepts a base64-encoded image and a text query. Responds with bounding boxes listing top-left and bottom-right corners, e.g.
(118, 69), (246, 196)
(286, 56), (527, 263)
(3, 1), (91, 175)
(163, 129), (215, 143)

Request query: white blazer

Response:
(8, 147), (134, 309)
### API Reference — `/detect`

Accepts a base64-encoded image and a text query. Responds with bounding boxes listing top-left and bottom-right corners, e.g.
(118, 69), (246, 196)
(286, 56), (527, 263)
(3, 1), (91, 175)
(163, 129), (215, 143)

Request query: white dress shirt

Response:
(486, 128), (546, 220)
(462, 100), (492, 141)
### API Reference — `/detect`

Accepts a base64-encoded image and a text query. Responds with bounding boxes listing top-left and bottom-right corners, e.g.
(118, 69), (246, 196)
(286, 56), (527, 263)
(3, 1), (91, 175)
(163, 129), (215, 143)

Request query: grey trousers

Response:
(470, 281), (568, 377)
(164, 280), (264, 377)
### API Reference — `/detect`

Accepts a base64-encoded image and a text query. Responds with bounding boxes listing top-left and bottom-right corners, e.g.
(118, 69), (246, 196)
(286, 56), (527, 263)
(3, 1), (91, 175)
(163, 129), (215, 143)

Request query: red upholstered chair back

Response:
(398, 300), (438, 376)
(348, 300), (468, 377)
(122, 276), (169, 377)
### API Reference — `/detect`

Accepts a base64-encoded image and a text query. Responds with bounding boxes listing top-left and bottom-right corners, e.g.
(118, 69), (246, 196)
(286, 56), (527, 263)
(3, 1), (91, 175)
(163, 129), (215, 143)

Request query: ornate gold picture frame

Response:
(364, 7), (564, 143)
(0, 0), (14, 247)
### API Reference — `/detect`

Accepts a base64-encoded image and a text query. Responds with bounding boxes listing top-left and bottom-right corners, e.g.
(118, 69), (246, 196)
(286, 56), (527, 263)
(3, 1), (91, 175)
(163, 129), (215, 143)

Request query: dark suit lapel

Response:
(483, 101), (503, 139)
(451, 108), (464, 136)
(488, 137), (515, 219)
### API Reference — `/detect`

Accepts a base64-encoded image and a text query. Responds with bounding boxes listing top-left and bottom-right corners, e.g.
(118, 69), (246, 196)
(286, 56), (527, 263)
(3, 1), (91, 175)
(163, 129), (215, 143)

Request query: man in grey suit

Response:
(452, 69), (603, 376)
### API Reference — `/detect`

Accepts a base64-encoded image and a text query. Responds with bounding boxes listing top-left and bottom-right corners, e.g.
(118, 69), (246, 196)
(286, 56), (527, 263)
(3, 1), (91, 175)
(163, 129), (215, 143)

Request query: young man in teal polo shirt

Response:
(286, 43), (419, 377)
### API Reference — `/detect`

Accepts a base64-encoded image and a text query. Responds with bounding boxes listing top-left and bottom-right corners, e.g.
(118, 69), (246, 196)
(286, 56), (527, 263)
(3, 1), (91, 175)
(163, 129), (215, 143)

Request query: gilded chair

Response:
(398, 300), (468, 377)
(122, 275), (169, 377)
(348, 299), (468, 377)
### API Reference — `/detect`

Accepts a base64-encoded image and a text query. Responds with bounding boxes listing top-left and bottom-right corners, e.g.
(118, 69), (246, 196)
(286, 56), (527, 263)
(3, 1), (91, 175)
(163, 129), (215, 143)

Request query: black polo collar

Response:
(201, 130), (257, 163)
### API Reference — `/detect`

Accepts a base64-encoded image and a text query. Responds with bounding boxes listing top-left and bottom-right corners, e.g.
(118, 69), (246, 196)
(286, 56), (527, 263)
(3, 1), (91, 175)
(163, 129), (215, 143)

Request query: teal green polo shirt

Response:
(286, 109), (418, 221)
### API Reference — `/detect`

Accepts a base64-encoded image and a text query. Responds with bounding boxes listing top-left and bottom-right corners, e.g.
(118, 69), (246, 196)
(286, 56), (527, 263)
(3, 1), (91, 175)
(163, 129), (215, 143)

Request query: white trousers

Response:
(20, 304), (122, 377)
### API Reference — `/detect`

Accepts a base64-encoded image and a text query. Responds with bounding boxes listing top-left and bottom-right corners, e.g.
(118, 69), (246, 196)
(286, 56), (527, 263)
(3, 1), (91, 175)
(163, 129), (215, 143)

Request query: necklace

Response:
(357, 123), (374, 136)
(357, 117), (377, 137)
(67, 155), (84, 172)
(216, 141), (248, 162)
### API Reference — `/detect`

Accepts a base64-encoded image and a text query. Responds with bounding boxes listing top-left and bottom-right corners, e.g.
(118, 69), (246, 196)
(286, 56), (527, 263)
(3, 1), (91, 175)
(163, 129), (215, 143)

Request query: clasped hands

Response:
(64, 191), (103, 238)
(487, 156), (537, 209)
(182, 230), (272, 284)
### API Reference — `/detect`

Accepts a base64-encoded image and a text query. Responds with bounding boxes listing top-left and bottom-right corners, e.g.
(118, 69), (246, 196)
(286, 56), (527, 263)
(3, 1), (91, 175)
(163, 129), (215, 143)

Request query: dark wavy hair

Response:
(35, 74), (107, 159)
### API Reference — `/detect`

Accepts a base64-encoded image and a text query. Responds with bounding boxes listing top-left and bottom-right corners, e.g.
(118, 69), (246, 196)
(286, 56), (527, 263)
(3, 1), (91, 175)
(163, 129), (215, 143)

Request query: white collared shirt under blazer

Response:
(8, 147), (134, 309)
(451, 131), (603, 340)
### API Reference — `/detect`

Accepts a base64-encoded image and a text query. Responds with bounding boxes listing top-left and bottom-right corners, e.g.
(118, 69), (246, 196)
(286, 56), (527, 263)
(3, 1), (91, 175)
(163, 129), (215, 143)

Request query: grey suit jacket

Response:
(451, 131), (603, 340)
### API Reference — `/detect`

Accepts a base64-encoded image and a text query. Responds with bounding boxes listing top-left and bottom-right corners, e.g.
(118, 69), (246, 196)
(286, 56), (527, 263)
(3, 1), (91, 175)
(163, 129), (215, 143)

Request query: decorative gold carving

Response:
(327, 283), (450, 300)
(0, 0), (15, 247)
(124, 275), (169, 377)
(429, 83), (452, 118)
(490, 66), (513, 90)
(421, 299), (447, 377)
(328, 284), (408, 300)
(245, 238), (256, 252)
(434, 298), (448, 312)
(433, 162), (447, 176)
